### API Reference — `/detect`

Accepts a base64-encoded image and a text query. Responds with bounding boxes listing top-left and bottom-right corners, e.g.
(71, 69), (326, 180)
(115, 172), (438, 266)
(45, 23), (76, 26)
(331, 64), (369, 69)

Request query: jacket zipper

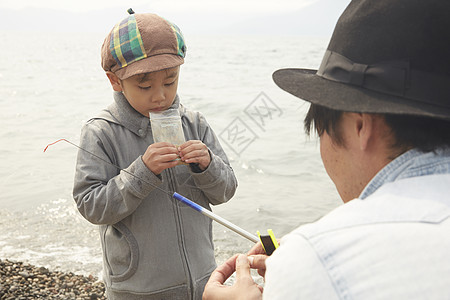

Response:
(167, 167), (194, 299)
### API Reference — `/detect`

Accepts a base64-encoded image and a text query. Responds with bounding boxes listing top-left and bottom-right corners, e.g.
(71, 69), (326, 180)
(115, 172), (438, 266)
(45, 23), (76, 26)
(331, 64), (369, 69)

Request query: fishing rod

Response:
(44, 139), (279, 255)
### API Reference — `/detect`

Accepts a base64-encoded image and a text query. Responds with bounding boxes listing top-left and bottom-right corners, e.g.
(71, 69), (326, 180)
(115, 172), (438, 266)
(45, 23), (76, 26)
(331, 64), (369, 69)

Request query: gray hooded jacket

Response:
(73, 92), (237, 299)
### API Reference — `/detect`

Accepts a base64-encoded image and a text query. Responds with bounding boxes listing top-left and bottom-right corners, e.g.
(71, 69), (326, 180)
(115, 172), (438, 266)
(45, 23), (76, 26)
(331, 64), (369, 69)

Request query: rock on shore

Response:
(0, 259), (106, 299)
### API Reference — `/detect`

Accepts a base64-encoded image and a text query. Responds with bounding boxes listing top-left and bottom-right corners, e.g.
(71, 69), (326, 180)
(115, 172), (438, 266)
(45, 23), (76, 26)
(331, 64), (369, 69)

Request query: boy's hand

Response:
(178, 140), (211, 171)
(142, 142), (180, 175)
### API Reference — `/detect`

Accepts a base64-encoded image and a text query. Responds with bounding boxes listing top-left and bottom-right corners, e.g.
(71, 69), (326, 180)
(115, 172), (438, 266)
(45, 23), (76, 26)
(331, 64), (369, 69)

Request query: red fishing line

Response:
(43, 139), (71, 152)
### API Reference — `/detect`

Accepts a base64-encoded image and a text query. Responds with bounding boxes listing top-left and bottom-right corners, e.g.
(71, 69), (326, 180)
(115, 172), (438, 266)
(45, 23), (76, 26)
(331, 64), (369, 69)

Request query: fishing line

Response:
(44, 139), (173, 197)
(44, 139), (262, 245)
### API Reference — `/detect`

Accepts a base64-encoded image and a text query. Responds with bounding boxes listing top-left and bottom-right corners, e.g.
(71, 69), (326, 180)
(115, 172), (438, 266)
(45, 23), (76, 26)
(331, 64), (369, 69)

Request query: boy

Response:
(73, 11), (238, 300)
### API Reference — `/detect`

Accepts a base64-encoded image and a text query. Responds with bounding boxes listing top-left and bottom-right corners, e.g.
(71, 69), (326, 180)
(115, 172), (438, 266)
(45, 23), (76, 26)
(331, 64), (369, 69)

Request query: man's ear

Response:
(106, 71), (123, 92)
(357, 113), (377, 151)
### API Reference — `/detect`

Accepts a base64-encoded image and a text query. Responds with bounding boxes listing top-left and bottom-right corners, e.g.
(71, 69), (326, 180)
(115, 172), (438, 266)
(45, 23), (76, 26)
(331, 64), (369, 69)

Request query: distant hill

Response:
(0, 0), (350, 36)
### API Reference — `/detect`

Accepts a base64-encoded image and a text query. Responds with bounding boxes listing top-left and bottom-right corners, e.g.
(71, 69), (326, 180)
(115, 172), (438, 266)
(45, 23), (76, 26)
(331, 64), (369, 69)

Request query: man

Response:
(203, 0), (450, 299)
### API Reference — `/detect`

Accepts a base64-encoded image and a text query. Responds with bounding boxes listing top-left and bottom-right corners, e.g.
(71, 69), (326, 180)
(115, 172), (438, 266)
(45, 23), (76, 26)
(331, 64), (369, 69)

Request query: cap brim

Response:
(273, 68), (450, 120)
(115, 54), (184, 80)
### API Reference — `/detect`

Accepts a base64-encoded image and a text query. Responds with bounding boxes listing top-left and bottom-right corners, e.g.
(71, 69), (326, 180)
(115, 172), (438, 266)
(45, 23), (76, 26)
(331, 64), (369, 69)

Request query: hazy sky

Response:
(0, 0), (350, 35)
(0, 0), (315, 14)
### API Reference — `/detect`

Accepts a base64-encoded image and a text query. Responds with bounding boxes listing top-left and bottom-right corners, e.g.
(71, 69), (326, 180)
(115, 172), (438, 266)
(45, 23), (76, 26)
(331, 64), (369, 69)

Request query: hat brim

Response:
(115, 54), (184, 80)
(273, 68), (450, 121)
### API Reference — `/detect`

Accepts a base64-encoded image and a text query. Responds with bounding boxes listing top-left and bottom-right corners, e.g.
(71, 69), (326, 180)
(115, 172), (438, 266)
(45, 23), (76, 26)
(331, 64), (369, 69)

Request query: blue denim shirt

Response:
(360, 148), (450, 199)
(264, 148), (450, 300)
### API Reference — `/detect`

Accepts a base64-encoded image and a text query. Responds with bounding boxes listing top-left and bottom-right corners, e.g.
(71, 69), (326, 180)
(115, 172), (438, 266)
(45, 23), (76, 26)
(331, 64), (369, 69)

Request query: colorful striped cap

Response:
(101, 11), (186, 80)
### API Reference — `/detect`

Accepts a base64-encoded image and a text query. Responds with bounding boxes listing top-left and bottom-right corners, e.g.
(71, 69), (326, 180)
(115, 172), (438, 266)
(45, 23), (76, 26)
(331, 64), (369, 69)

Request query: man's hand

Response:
(142, 142), (180, 175)
(247, 242), (269, 278)
(203, 254), (263, 300)
(178, 140), (211, 170)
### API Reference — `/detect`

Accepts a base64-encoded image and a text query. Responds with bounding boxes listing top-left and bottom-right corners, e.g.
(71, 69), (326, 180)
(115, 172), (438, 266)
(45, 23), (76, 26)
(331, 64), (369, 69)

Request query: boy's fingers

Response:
(150, 146), (178, 156)
(182, 149), (208, 160)
(152, 142), (177, 148)
(163, 156), (182, 164)
(179, 140), (206, 153)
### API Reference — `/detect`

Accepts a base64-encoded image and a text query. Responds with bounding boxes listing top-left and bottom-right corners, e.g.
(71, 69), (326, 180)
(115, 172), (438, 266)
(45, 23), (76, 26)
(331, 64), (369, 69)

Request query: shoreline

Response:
(0, 259), (106, 299)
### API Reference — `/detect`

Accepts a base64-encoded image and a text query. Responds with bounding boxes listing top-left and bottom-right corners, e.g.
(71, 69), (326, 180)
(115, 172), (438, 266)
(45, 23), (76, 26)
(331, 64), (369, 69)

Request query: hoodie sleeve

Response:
(187, 112), (238, 205)
(72, 120), (162, 225)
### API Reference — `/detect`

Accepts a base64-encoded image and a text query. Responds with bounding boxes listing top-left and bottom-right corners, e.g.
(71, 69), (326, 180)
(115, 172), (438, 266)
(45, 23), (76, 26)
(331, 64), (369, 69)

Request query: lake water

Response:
(0, 31), (341, 278)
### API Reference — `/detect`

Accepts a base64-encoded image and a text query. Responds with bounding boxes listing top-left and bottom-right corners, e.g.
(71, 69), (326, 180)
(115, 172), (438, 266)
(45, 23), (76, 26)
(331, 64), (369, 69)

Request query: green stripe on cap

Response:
(166, 21), (186, 58)
(110, 15), (147, 68)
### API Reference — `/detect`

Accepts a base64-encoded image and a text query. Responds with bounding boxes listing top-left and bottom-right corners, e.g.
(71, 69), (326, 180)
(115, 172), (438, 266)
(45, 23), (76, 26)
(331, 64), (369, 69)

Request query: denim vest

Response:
(264, 148), (450, 300)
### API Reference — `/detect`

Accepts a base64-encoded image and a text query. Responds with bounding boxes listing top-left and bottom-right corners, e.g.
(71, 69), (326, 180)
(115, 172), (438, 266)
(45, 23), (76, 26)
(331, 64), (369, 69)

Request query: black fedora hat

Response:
(273, 0), (450, 121)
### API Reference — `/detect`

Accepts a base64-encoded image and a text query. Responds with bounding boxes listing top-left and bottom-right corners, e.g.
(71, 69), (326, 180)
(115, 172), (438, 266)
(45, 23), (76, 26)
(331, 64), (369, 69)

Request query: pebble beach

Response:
(0, 259), (106, 299)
